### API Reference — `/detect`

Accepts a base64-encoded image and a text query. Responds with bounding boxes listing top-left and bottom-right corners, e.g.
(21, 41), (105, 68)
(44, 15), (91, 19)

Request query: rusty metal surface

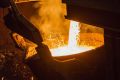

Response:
(65, 5), (120, 30)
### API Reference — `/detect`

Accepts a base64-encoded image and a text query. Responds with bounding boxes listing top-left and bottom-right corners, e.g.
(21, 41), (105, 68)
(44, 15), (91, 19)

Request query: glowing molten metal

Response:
(50, 21), (94, 57)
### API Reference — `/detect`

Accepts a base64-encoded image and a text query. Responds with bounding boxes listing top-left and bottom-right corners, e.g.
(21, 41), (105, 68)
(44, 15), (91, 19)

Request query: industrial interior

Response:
(0, 0), (120, 80)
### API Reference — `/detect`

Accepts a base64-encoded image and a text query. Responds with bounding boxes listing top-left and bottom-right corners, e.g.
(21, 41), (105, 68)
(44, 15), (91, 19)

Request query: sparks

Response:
(50, 20), (94, 57)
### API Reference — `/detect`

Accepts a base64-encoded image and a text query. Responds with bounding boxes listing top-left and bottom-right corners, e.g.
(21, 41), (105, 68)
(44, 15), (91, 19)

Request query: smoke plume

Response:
(30, 0), (69, 48)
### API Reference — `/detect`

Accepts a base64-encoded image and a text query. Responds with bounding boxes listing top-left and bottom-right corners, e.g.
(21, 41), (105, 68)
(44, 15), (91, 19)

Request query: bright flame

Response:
(50, 21), (94, 57)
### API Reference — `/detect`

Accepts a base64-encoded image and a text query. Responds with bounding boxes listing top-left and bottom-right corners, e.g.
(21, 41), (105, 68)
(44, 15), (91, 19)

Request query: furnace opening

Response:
(44, 20), (104, 57)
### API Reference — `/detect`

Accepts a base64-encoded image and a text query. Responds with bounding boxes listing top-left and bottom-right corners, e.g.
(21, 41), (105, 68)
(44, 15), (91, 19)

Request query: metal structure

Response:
(62, 0), (120, 80)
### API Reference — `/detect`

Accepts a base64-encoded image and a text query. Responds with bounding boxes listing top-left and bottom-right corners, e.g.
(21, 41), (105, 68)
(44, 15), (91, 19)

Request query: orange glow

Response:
(50, 46), (94, 57)
(50, 21), (95, 57)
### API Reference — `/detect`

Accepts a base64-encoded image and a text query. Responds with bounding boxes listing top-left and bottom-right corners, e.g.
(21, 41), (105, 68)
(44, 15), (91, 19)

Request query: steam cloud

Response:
(31, 0), (69, 48)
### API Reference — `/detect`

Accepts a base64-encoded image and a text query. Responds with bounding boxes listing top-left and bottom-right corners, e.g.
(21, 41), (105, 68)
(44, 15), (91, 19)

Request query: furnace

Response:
(0, 0), (120, 80)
